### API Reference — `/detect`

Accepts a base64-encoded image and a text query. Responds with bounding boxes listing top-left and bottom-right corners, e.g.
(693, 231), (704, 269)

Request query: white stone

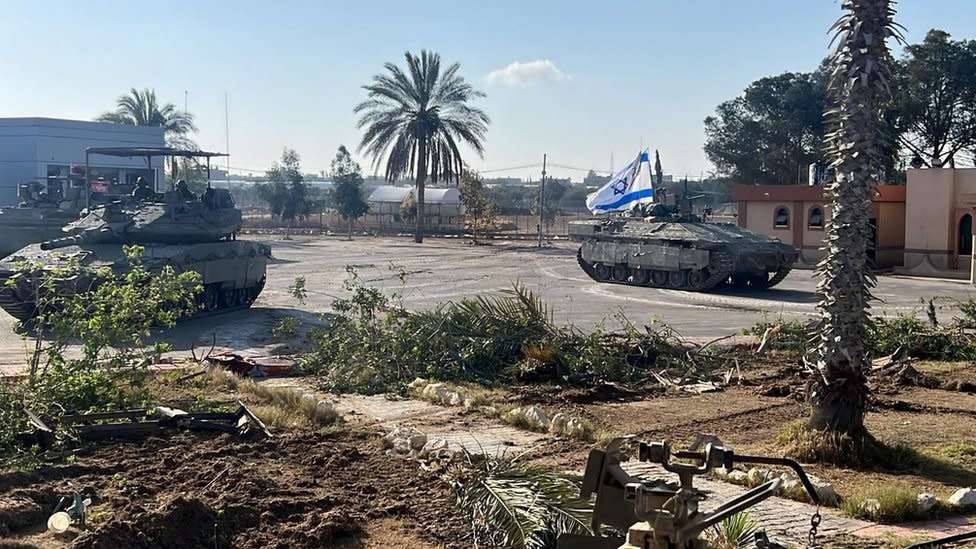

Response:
(808, 475), (838, 506)
(447, 391), (467, 406)
(779, 478), (800, 496)
(747, 468), (770, 485)
(712, 466), (730, 479)
(522, 406), (549, 431)
(408, 377), (429, 390)
(861, 498), (881, 515)
(382, 426), (409, 448)
(393, 438), (411, 454)
(504, 407), (524, 423)
(565, 417), (587, 438)
(948, 488), (976, 506)
(549, 413), (569, 435)
(408, 433), (428, 450)
(917, 493), (938, 512)
(422, 383), (449, 402)
(727, 470), (749, 483)
(421, 438), (449, 457)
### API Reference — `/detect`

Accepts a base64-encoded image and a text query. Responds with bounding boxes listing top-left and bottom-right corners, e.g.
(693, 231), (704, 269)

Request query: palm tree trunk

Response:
(348, 217), (353, 240)
(811, 0), (893, 436)
(415, 139), (428, 244)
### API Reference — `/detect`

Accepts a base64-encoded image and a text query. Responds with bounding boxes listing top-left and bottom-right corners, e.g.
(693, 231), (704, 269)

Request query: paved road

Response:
(1, 235), (974, 370)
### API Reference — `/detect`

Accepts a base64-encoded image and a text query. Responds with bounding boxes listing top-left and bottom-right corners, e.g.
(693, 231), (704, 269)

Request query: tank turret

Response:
(0, 189), (268, 321)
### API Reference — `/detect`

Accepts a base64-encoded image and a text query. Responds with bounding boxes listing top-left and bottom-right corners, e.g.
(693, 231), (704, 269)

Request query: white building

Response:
(0, 118), (165, 206)
(366, 185), (463, 231)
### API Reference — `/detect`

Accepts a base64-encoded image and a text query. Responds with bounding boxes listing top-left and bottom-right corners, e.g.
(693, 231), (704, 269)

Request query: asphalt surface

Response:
(1, 235), (974, 370)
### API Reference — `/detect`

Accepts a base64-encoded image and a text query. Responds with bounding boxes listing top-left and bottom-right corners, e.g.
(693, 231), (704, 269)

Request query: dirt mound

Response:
(0, 428), (468, 548)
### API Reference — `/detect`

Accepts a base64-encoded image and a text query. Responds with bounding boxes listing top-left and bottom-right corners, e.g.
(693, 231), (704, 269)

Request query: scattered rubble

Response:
(383, 426), (458, 463)
(206, 350), (295, 377)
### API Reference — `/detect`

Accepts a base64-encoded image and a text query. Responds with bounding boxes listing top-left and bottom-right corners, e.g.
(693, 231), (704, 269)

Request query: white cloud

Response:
(484, 60), (569, 87)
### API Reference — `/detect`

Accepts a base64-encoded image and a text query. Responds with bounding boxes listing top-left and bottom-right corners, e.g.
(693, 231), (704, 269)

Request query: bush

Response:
(0, 245), (201, 462)
(301, 268), (693, 394)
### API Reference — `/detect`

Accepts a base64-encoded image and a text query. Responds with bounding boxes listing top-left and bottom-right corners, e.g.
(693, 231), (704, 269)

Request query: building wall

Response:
(731, 184), (905, 269)
(0, 118), (165, 205)
(902, 168), (976, 277)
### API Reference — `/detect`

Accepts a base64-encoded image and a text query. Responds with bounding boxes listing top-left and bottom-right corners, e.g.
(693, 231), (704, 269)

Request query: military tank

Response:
(0, 178), (90, 258)
(0, 187), (270, 321)
(569, 204), (798, 292)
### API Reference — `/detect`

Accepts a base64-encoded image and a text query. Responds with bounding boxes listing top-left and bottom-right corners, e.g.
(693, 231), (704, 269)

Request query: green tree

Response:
(355, 50), (490, 243)
(96, 88), (198, 179)
(459, 170), (497, 242)
(811, 0), (902, 435)
(704, 71), (829, 184)
(894, 29), (976, 168)
(257, 148), (311, 235)
(329, 145), (370, 239)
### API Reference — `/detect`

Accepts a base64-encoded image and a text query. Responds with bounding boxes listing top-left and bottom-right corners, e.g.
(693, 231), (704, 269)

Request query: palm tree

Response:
(810, 0), (902, 435)
(355, 50), (489, 243)
(97, 88), (198, 179)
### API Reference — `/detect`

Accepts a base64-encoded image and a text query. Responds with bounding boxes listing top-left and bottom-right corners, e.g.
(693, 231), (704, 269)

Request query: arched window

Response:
(808, 206), (824, 229)
(960, 214), (973, 255)
(774, 206), (790, 229)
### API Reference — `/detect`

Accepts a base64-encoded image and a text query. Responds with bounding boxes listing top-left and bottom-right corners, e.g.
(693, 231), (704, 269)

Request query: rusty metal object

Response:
(558, 437), (819, 549)
(46, 401), (272, 443)
(569, 213), (798, 292)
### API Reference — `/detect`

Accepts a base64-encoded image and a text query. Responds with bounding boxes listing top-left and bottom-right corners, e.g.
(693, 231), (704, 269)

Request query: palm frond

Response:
(452, 454), (592, 548)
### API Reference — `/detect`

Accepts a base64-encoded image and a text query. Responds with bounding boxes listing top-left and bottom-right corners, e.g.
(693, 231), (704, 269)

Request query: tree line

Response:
(705, 29), (976, 184)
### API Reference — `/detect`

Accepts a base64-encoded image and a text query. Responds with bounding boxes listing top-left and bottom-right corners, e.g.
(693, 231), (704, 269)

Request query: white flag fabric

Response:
(585, 150), (655, 214)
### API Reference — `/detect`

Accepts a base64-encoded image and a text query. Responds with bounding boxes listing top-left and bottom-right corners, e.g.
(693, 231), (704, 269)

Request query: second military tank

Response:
(569, 204), (798, 292)
(0, 187), (270, 320)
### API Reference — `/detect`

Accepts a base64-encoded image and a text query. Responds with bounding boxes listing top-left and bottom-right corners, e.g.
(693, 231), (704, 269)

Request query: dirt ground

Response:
(2, 354), (976, 548)
(0, 428), (467, 549)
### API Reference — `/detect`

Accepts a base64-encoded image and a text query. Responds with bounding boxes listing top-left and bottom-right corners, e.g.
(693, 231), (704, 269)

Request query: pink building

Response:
(902, 168), (976, 278)
(731, 184), (906, 269)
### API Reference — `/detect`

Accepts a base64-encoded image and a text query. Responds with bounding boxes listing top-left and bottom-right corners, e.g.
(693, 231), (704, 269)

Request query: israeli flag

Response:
(585, 150), (655, 214)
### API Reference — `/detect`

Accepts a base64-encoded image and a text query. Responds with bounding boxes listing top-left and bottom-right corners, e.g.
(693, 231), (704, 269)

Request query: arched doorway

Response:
(960, 214), (973, 256)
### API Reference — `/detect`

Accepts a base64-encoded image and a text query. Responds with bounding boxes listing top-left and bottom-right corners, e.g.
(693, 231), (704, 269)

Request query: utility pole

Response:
(538, 153), (547, 248)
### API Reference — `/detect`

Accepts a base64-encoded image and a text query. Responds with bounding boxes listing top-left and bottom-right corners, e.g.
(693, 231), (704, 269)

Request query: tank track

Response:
(763, 265), (792, 289)
(0, 276), (267, 322)
(577, 248), (734, 292)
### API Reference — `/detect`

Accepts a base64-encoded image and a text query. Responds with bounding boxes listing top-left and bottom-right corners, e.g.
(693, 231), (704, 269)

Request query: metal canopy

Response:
(85, 147), (227, 158)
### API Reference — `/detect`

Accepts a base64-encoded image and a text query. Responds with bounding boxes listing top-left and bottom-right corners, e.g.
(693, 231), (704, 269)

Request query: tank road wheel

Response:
(687, 269), (709, 290)
(201, 285), (219, 311)
(730, 275), (751, 289)
(234, 288), (249, 306)
(219, 288), (237, 309)
(612, 264), (630, 282)
(650, 270), (669, 287)
(749, 273), (771, 289)
(631, 268), (651, 285)
(668, 270), (688, 289)
(593, 263), (612, 282)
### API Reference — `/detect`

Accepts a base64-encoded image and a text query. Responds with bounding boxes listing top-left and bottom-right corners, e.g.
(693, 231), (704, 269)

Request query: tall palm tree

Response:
(810, 0), (902, 435)
(97, 88), (198, 179)
(355, 50), (489, 243)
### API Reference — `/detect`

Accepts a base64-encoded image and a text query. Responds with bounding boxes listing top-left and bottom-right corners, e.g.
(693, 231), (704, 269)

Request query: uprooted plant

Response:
(0, 245), (201, 462)
(301, 266), (709, 394)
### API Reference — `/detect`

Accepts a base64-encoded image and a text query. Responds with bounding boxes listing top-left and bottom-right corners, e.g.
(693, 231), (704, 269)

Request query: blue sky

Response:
(2, 0), (974, 181)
